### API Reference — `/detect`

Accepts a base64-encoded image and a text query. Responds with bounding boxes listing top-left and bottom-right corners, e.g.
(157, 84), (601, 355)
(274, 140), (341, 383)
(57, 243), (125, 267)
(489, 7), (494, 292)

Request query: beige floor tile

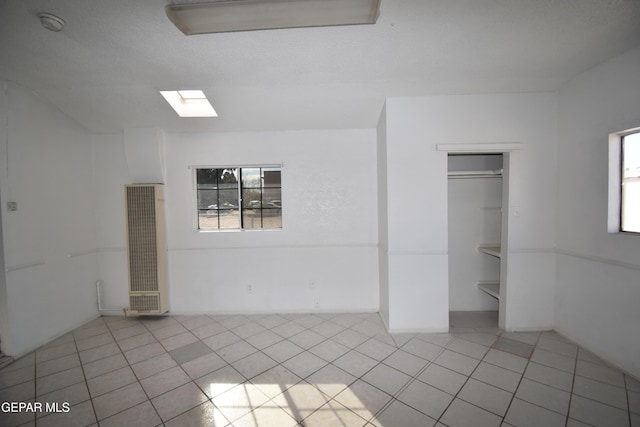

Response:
(575, 359), (625, 387)
(282, 350), (328, 379)
(573, 375), (628, 410)
(530, 348), (576, 373)
(272, 380), (332, 422)
(434, 349), (480, 376)
(250, 364), (302, 398)
(36, 366), (85, 396)
(131, 353), (178, 380)
(164, 401), (229, 427)
(117, 332), (157, 352)
(382, 349), (428, 377)
(82, 353), (128, 380)
(334, 379), (393, 422)
(212, 381), (270, 423)
(515, 378), (571, 415)
(523, 361), (574, 392)
(472, 361), (522, 393)
(372, 400), (436, 427)
(482, 348), (528, 373)
(180, 351), (227, 380)
(309, 338), (350, 362)
(37, 399), (96, 427)
(401, 337), (444, 361)
(447, 337), (490, 359)
(361, 363), (411, 396)
(196, 364), (245, 399)
(332, 350), (379, 378)
(440, 398), (502, 427)
(300, 399), (367, 427)
(92, 382), (148, 420)
(151, 381), (208, 421)
(87, 366), (137, 397)
(505, 398), (566, 427)
(231, 351), (277, 380)
(99, 401), (162, 427)
(355, 338), (396, 361)
(35, 353), (80, 378)
(140, 365), (191, 398)
(396, 379), (453, 420)
(458, 378), (512, 416)
(417, 363), (467, 395)
(306, 363), (357, 398)
(233, 401), (299, 427)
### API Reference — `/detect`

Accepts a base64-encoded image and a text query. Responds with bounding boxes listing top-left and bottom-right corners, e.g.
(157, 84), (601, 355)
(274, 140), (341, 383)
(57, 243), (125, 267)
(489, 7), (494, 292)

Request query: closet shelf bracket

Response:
(477, 281), (500, 300)
(478, 245), (501, 258)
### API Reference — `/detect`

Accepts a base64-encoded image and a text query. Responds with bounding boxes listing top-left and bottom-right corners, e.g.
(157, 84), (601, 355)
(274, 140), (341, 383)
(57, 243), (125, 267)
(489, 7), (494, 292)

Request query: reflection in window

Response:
(197, 167), (282, 230)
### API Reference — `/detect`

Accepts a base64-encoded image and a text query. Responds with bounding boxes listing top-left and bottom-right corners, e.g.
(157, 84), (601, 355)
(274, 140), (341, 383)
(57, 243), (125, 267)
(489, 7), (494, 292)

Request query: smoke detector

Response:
(38, 13), (65, 32)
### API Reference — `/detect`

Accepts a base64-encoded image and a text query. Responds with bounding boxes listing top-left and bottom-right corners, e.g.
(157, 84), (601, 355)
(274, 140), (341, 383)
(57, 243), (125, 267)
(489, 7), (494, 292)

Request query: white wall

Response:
(0, 82), (98, 356)
(556, 45), (640, 378)
(381, 93), (557, 332)
(94, 129), (379, 315)
(93, 132), (130, 311)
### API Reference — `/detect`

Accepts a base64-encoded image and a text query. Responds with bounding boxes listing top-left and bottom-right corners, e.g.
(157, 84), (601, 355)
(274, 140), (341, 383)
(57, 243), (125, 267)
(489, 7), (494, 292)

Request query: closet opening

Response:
(447, 153), (505, 331)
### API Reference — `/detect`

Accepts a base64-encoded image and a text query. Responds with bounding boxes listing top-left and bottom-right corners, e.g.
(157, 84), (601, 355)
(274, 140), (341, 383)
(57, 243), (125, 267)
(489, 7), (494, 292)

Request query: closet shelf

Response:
(447, 169), (503, 179)
(478, 245), (501, 258)
(477, 281), (500, 300)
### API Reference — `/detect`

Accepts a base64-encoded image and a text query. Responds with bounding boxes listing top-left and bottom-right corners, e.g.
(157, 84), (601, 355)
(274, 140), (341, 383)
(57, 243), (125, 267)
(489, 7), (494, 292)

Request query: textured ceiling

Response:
(1, 0), (640, 133)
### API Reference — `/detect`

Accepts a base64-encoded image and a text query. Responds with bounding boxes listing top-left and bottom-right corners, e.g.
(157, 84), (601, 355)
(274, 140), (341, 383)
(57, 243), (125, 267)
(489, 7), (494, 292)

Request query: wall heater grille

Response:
(125, 184), (169, 314)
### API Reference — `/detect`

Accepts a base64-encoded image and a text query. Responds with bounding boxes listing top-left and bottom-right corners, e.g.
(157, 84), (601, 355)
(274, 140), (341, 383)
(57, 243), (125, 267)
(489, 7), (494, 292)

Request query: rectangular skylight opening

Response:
(160, 90), (218, 117)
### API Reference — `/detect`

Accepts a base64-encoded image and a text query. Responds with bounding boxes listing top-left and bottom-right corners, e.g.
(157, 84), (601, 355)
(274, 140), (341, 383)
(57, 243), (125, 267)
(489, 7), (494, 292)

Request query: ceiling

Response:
(1, 0), (640, 133)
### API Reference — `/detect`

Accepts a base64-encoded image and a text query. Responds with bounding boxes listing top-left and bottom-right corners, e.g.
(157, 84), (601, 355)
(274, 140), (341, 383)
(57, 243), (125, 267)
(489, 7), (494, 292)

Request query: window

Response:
(621, 132), (640, 233)
(608, 129), (640, 234)
(196, 167), (282, 230)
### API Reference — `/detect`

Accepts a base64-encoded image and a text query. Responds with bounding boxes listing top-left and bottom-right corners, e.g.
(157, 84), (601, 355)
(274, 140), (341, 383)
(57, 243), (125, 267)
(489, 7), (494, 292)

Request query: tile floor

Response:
(0, 311), (638, 427)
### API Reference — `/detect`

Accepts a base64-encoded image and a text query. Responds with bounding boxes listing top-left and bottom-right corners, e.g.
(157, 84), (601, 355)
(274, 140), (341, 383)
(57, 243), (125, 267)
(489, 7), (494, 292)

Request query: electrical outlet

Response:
(6, 201), (17, 212)
(247, 284), (253, 294)
(313, 298), (319, 308)
(309, 279), (316, 290)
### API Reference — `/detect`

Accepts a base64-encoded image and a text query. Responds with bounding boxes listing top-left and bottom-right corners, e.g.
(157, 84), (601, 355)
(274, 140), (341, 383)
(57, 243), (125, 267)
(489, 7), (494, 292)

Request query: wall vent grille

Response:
(126, 186), (158, 293)
(125, 184), (169, 315)
(130, 294), (160, 313)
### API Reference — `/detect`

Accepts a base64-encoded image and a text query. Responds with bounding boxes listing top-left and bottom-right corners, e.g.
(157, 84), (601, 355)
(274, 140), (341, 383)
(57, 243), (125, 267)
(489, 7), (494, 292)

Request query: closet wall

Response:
(448, 154), (502, 311)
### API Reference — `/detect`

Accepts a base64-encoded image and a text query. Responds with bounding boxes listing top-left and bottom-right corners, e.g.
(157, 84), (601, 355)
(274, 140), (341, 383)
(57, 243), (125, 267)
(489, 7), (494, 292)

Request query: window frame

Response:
(608, 127), (640, 234)
(193, 165), (282, 232)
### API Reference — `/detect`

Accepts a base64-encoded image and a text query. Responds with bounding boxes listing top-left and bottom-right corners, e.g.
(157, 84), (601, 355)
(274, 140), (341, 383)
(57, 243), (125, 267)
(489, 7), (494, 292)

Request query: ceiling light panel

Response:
(160, 90), (218, 117)
(166, 0), (381, 35)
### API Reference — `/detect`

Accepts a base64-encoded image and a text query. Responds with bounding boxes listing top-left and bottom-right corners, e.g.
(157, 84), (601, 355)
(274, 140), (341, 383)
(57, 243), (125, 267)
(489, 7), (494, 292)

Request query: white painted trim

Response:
(556, 248), (640, 272)
(509, 248), (555, 254)
(436, 142), (523, 153)
(608, 132), (623, 233)
(5, 259), (45, 273)
(387, 250), (447, 256)
(96, 247), (127, 253)
(387, 327), (449, 334)
(169, 243), (378, 252)
(67, 248), (97, 258)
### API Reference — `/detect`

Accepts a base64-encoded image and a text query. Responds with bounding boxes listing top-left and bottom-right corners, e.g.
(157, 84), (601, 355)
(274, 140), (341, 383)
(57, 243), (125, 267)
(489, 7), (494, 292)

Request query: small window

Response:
(621, 132), (640, 233)
(196, 167), (282, 230)
(609, 129), (640, 234)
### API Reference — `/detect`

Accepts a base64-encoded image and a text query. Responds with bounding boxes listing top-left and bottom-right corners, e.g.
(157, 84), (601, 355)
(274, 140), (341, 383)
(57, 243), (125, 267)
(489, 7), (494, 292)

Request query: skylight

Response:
(160, 90), (218, 117)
